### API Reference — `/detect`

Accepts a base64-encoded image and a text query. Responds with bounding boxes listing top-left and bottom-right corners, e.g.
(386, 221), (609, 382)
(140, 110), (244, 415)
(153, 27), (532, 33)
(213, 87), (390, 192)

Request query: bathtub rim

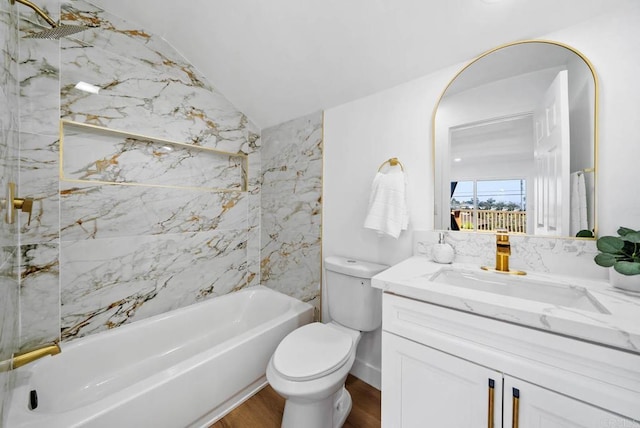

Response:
(7, 285), (314, 428)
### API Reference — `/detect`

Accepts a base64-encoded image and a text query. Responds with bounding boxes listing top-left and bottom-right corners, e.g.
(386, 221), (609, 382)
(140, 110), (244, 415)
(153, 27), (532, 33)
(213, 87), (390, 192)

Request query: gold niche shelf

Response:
(59, 120), (248, 192)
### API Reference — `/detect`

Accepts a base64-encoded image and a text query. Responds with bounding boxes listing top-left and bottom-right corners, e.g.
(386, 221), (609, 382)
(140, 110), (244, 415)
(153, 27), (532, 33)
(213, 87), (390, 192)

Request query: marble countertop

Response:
(372, 256), (640, 354)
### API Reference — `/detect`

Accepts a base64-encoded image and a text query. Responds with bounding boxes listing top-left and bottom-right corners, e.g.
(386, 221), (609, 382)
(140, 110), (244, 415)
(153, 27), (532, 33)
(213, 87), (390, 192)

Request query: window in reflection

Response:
(451, 179), (526, 233)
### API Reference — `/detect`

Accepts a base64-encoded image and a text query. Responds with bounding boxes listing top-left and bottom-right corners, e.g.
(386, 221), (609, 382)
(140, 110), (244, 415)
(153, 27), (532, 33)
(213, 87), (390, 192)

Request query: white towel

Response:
(570, 171), (588, 236)
(364, 170), (408, 239)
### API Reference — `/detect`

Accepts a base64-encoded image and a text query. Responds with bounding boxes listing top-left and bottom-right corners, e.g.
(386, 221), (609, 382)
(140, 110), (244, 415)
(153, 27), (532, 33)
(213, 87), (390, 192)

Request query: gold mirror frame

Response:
(431, 39), (599, 239)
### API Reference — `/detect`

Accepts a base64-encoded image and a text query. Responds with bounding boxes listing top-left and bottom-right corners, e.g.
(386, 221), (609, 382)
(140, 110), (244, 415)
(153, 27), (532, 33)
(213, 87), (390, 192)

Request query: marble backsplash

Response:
(414, 230), (607, 281)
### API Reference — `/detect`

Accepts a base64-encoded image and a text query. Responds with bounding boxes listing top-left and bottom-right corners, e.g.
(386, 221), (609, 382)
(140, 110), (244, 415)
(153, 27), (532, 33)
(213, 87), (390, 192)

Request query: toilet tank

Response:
(324, 256), (389, 331)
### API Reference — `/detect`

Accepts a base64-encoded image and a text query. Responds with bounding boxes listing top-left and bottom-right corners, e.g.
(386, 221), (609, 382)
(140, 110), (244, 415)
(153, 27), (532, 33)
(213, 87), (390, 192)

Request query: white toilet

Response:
(266, 256), (388, 428)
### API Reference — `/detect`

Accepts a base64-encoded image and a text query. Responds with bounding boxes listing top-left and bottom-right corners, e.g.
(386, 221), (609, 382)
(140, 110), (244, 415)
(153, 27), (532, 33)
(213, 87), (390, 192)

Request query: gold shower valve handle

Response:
(3, 182), (34, 225)
(14, 197), (34, 226)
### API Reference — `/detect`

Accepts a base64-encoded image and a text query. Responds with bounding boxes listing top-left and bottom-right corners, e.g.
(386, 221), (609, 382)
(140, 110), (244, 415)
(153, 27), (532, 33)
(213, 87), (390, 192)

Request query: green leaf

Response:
(576, 229), (594, 238)
(613, 261), (640, 275)
(621, 231), (640, 244)
(595, 253), (617, 267)
(617, 227), (637, 236)
(596, 236), (625, 254)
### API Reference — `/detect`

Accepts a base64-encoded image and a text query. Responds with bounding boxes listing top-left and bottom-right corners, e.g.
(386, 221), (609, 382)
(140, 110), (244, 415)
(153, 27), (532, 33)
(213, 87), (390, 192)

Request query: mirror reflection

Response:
(433, 41), (597, 238)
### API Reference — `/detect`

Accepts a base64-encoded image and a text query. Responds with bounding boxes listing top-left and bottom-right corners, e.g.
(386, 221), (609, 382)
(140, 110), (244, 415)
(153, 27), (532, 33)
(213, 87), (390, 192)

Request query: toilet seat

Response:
(272, 323), (353, 381)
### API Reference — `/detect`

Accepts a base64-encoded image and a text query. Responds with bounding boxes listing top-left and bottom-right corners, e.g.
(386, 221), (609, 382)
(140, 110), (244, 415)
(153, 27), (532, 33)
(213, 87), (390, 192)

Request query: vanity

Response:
(373, 256), (640, 427)
(369, 33), (640, 426)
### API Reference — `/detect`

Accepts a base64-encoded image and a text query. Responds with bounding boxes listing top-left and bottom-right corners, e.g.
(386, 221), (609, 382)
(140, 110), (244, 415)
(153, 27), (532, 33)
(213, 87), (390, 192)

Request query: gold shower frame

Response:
(59, 120), (248, 193)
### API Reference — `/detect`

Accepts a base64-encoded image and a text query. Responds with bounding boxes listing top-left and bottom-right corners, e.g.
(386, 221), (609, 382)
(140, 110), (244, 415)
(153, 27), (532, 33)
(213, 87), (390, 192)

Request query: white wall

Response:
(323, 2), (640, 388)
(322, 67), (455, 387)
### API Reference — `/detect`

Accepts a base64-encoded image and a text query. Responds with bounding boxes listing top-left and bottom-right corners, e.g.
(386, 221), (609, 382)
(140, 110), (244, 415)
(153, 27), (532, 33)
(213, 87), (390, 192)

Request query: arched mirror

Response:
(433, 40), (598, 238)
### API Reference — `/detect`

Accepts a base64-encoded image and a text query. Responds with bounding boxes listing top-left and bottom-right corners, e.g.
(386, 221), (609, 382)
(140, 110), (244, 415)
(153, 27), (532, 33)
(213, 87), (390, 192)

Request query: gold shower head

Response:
(11, 0), (90, 39)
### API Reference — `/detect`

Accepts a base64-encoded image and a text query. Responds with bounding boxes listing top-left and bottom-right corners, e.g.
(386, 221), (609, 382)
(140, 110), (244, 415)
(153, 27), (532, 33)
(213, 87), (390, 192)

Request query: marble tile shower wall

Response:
(261, 112), (323, 315)
(18, 0), (262, 350)
(0, 1), (20, 421)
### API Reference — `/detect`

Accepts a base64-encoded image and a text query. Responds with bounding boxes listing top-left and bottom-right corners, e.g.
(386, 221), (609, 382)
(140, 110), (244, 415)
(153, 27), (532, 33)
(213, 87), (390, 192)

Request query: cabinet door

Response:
(504, 376), (637, 428)
(382, 332), (503, 428)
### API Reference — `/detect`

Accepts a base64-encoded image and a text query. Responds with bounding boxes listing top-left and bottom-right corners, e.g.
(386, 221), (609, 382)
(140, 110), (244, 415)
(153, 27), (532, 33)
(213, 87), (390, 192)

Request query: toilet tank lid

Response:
(324, 256), (389, 279)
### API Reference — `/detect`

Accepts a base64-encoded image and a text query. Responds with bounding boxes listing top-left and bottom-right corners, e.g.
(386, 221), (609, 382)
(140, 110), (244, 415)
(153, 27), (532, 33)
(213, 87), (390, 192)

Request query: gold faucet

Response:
(0, 343), (61, 371)
(482, 229), (526, 275)
(495, 229), (511, 272)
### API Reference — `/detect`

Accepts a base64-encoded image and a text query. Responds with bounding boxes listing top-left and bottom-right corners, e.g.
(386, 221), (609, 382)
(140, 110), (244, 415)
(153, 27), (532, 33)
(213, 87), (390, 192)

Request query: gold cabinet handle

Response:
(512, 388), (520, 428)
(487, 379), (495, 428)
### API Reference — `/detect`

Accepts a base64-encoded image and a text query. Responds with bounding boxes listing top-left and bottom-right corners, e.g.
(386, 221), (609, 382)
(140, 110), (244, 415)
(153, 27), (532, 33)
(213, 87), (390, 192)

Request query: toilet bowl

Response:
(266, 321), (360, 428)
(266, 256), (388, 428)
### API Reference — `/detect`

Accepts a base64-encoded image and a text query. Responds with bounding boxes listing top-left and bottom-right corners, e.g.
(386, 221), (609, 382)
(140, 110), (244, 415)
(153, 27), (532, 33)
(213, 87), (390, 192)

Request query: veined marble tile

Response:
(17, 0), (59, 38)
(19, 33), (60, 136)
(61, 129), (244, 190)
(0, 249), (18, 360)
(18, 0), (59, 22)
(19, 132), (59, 244)
(8, 0), (263, 350)
(0, 257), (19, 423)
(0, 130), (19, 249)
(60, 44), (249, 152)
(260, 112), (323, 309)
(61, 1), (208, 83)
(18, 243), (60, 351)
(247, 192), (261, 287)
(1, 8), (19, 135)
(261, 163), (322, 234)
(60, 182), (248, 240)
(261, 232), (321, 307)
(245, 124), (261, 287)
(261, 111), (322, 170)
(60, 229), (248, 340)
(0, 3), (19, 377)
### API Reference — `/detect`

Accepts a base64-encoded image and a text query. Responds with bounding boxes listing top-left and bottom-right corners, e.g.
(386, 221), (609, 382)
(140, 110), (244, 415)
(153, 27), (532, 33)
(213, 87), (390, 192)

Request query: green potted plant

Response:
(594, 226), (640, 292)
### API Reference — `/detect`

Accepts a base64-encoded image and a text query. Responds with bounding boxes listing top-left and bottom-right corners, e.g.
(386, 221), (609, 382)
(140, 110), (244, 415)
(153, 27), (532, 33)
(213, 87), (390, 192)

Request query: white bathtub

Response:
(7, 286), (313, 428)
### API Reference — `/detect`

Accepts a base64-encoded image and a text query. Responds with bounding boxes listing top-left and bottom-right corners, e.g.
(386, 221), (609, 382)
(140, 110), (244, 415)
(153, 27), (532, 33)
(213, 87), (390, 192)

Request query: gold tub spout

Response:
(12, 343), (61, 369)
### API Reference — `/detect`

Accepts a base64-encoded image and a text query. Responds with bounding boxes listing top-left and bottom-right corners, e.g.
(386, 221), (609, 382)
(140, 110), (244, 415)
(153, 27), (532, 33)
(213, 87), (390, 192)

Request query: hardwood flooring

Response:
(211, 375), (381, 428)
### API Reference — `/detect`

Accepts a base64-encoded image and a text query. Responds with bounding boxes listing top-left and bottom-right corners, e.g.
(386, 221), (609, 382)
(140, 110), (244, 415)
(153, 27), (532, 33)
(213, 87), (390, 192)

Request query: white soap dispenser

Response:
(433, 232), (454, 264)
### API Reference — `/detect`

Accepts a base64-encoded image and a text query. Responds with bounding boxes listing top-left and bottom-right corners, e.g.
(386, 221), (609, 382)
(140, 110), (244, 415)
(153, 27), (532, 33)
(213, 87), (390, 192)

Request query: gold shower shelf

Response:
(59, 120), (248, 192)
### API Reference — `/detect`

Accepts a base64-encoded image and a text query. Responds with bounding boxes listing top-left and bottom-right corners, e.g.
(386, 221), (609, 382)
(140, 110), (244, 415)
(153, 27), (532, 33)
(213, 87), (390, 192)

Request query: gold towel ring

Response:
(377, 157), (404, 172)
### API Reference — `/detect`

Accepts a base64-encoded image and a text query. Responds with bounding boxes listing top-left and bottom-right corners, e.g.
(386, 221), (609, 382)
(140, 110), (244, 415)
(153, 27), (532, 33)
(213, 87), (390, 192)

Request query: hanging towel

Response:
(570, 171), (588, 236)
(364, 169), (408, 239)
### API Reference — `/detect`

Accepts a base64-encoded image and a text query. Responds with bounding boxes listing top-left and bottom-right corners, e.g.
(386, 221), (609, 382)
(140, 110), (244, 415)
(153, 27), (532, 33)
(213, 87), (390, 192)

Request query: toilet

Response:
(266, 256), (388, 428)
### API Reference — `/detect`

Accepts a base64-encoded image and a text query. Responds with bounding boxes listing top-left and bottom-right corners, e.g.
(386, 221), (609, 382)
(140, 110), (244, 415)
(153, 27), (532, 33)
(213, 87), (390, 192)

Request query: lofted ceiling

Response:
(90, 0), (634, 129)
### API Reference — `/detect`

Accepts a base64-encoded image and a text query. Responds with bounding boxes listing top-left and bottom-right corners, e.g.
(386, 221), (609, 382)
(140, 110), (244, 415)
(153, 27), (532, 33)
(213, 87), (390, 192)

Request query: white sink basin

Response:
(428, 268), (609, 314)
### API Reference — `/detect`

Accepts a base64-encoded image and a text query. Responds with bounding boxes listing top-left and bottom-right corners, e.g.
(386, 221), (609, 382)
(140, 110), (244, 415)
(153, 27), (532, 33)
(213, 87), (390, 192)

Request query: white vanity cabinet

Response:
(383, 331), (504, 427)
(381, 293), (640, 428)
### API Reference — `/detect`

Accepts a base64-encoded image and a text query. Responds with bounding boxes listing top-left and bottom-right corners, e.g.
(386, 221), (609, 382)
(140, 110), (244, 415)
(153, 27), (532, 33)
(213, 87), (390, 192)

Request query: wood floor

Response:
(211, 375), (381, 428)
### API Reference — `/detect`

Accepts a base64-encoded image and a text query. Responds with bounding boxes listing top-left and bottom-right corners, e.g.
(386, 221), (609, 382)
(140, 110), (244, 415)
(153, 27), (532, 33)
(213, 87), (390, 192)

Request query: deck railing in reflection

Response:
(455, 209), (527, 234)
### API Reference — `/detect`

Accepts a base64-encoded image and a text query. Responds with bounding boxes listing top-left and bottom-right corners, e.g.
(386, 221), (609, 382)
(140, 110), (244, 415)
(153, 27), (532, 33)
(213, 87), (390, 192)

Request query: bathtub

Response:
(7, 285), (313, 428)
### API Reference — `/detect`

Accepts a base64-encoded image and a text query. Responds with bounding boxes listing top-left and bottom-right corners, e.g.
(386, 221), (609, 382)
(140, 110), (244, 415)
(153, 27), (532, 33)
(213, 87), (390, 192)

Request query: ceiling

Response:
(90, 0), (634, 129)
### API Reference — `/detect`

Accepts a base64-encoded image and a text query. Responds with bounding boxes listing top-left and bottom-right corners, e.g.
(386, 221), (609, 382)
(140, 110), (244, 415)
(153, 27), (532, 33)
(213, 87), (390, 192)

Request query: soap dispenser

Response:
(433, 232), (454, 264)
